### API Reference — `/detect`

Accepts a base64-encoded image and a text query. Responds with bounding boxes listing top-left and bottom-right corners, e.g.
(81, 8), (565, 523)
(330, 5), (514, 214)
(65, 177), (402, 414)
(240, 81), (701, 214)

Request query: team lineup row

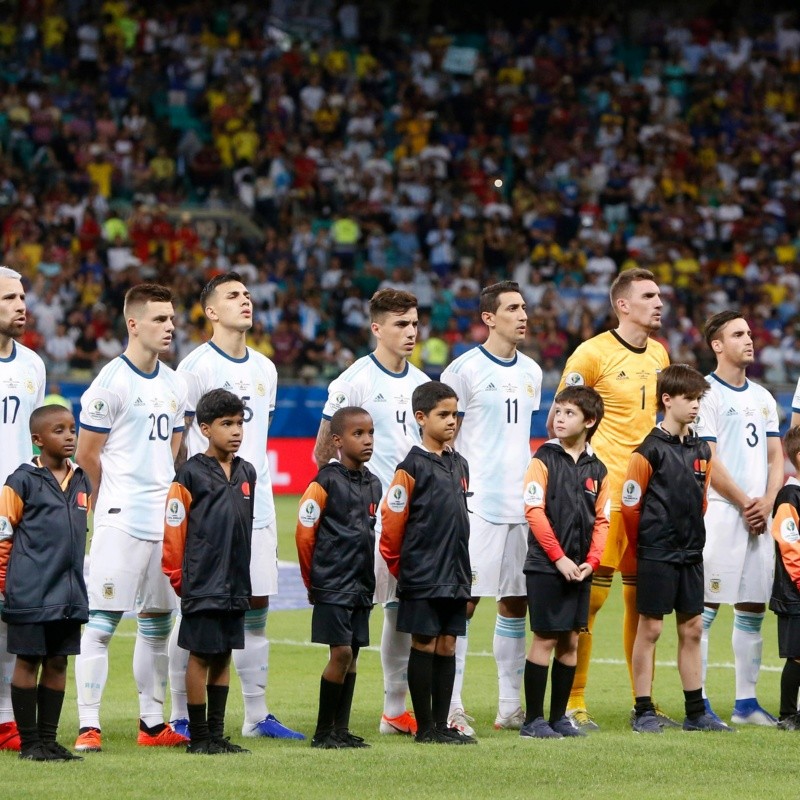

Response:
(0, 264), (798, 759)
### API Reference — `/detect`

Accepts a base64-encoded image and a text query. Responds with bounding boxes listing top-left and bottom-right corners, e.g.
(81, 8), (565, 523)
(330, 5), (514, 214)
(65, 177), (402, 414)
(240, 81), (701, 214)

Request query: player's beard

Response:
(0, 319), (24, 339)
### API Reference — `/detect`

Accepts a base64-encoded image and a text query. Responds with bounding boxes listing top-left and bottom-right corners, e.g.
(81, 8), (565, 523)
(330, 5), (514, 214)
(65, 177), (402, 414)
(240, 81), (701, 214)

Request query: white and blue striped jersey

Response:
(442, 346), (542, 524)
(322, 354), (429, 492)
(79, 355), (187, 540)
(178, 342), (278, 527)
(694, 373), (780, 505)
(0, 342), (45, 483)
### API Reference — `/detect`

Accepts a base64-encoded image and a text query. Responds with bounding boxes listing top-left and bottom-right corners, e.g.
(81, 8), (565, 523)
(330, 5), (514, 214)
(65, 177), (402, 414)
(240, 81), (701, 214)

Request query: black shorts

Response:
(311, 603), (371, 648)
(526, 572), (591, 633)
(396, 598), (467, 638)
(7, 620), (82, 657)
(179, 610), (245, 655)
(777, 616), (800, 659)
(637, 559), (703, 616)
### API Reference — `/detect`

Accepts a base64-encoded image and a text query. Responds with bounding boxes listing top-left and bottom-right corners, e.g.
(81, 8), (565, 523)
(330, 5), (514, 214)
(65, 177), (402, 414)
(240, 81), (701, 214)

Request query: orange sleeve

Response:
(702, 460), (712, 517)
(586, 475), (611, 570)
(162, 483), (192, 597)
(772, 502), (800, 589)
(0, 486), (24, 594)
(295, 482), (328, 591)
(523, 458), (563, 562)
(620, 452), (653, 555)
(379, 469), (415, 579)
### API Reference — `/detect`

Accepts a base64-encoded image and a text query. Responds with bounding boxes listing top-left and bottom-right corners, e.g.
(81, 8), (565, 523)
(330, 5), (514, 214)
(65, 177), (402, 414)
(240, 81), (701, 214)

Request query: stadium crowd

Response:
(1, 2), (800, 386)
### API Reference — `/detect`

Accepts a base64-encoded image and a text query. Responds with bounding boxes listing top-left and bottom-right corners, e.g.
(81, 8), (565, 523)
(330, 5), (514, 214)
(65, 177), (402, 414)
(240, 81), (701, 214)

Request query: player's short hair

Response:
(195, 388), (245, 426)
(609, 268), (656, 306)
(480, 281), (522, 314)
(200, 271), (245, 311)
(30, 403), (73, 434)
(123, 284), (173, 319)
(656, 363), (709, 412)
(554, 385), (605, 441)
(0, 266), (23, 281)
(412, 381), (458, 415)
(369, 289), (417, 322)
(330, 406), (372, 437)
(703, 310), (745, 348)
(785, 426), (800, 468)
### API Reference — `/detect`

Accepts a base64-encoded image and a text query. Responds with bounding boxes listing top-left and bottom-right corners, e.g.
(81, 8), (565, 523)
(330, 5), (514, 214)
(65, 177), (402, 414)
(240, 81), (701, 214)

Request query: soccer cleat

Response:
(19, 743), (59, 761)
(567, 708), (600, 732)
(137, 723), (190, 747)
(335, 730), (371, 748)
(415, 727), (471, 745)
(45, 741), (84, 761)
(436, 724), (477, 744)
(494, 706), (525, 730)
(632, 711), (663, 734)
(311, 732), (342, 749)
(520, 717), (563, 739)
(169, 718), (190, 739)
(379, 710), (417, 735)
(683, 713), (735, 732)
(448, 708), (476, 736)
(654, 705), (681, 728)
(74, 727), (102, 752)
(702, 698), (724, 724)
(242, 714), (305, 740)
(0, 720), (21, 751)
(551, 715), (587, 737)
(211, 736), (250, 754)
(731, 698), (777, 726)
(777, 714), (800, 731)
(186, 739), (215, 755)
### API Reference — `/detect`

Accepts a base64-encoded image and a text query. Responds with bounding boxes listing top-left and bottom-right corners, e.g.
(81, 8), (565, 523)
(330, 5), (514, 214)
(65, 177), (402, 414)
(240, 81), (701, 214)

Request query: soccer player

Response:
(167, 273), (303, 740)
(694, 311), (783, 725)
(73, 284), (189, 752)
(0, 265), (46, 752)
(548, 268), (669, 730)
(314, 288), (429, 736)
(441, 281), (543, 733)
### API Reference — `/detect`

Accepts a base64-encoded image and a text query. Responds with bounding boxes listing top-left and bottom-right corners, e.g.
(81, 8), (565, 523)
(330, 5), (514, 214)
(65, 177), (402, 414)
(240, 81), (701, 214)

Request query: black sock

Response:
(634, 695), (655, 717)
(207, 685), (229, 740)
(407, 648), (434, 735)
(431, 654), (456, 729)
(524, 660), (548, 723)
(780, 659), (800, 718)
(334, 672), (357, 734)
(37, 685), (64, 744)
(683, 688), (704, 720)
(11, 685), (39, 751)
(549, 659), (576, 724)
(187, 703), (209, 744)
(315, 677), (343, 738)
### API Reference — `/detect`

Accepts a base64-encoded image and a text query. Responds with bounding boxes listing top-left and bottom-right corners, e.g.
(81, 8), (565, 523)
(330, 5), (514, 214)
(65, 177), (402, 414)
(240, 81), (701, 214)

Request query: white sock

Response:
(700, 606), (718, 698)
(167, 614), (189, 721)
(134, 615), (171, 728)
(381, 603), (411, 718)
(450, 620), (470, 715)
(494, 615), (526, 717)
(732, 610), (765, 700)
(0, 618), (14, 723)
(76, 611), (122, 729)
(233, 607), (269, 725)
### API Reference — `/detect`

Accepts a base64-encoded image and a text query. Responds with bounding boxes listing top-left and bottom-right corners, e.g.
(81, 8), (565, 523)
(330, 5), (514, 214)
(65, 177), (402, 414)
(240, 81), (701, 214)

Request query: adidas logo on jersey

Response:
(134, 397), (145, 407)
(484, 382), (497, 391)
(725, 407), (738, 416)
(374, 393), (387, 402)
(616, 371), (628, 380)
(223, 381), (234, 390)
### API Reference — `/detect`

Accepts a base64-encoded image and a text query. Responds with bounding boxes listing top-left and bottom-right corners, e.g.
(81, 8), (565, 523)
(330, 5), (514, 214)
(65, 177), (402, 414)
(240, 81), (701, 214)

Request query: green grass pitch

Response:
(2, 495), (793, 799)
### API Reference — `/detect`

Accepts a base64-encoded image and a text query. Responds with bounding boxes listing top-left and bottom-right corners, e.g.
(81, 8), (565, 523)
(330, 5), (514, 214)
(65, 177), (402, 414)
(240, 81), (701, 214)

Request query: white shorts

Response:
(703, 502), (775, 605)
(374, 520), (398, 605)
(469, 515), (527, 599)
(251, 521), (278, 597)
(87, 526), (177, 613)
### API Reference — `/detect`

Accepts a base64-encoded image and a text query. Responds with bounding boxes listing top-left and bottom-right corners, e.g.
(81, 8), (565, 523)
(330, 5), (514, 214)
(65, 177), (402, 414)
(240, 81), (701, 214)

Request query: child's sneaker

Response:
(777, 714), (800, 731)
(19, 743), (58, 761)
(379, 711), (417, 735)
(731, 698), (777, 726)
(550, 715), (587, 737)
(210, 737), (250, 754)
(0, 720), (21, 751)
(310, 731), (342, 749)
(520, 717), (563, 739)
(44, 741), (84, 761)
(632, 711), (663, 734)
(683, 713), (735, 732)
(654, 705), (681, 728)
(242, 714), (305, 739)
(436, 724), (477, 744)
(448, 708), (476, 736)
(566, 708), (600, 731)
(335, 730), (370, 748)
(137, 723), (190, 747)
(74, 727), (102, 752)
(494, 706), (525, 730)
